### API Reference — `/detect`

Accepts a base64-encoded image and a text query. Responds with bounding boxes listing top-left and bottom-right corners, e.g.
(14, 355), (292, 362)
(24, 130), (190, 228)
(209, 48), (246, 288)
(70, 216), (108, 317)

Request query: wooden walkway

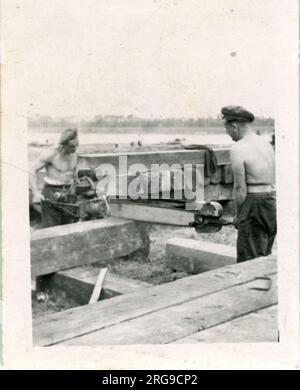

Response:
(34, 255), (278, 346)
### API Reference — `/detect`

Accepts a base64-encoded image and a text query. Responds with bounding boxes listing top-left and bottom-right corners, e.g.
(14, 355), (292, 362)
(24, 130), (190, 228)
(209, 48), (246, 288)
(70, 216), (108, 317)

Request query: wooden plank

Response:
(78, 148), (231, 172)
(210, 167), (223, 184)
(111, 199), (186, 207)
(106, 165), (208, 199)
(32, 150), (231, 203)
(33, 255), (276, 346)
(109, 203), (196, 226)
(222, 165), (234, 184)
(105, 173), (142, 197)
(173, 305), (278, 343)
(88, 268), (108, 304)
(37, 266), (152, 305)
(108, 185), (233, 222)
(61, 275), (277, 345)
(204, 184), (233, 201)
(165, 238), (236, 273)
(30, 217), (148, 278)
(185, 201), (205, 211)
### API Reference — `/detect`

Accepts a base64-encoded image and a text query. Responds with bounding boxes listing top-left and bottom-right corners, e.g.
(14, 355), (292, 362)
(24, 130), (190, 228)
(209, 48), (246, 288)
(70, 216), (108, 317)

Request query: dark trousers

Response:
(41, 184), (77, 228)
(237, 193), (277, 262)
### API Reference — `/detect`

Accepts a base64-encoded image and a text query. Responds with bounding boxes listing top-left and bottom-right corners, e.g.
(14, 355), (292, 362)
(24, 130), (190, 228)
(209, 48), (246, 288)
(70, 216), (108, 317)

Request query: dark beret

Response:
(221, 106), (255, 123)
(59, 128), (78, 145)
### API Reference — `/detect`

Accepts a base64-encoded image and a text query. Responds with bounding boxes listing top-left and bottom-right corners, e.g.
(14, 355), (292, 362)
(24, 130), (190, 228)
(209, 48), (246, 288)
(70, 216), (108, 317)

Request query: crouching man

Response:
(222, 106), (277, 262)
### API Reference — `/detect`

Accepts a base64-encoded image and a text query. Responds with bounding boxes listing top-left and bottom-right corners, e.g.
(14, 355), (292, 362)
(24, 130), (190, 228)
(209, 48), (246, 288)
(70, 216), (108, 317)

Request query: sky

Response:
(3, 0), (297, 119)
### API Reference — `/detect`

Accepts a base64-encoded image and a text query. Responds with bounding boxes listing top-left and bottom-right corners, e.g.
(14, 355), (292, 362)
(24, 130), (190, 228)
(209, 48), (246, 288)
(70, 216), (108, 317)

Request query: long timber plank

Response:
(173, 305), (278, 343)
(31, 217), (147, 278)
(165, 238), (236, 273)
(204, 184), (233, 201)
(109, 203), (196, 225)
(61, 275), (277, 345)
(33, 255), (276, 346)
(78, 148), (231, 172)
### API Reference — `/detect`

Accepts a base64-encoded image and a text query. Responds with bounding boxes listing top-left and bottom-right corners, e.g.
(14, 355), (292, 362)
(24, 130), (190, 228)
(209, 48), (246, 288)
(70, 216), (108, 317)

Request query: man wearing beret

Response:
(30, 128), (79, 227)
(222, 106), (276, 262)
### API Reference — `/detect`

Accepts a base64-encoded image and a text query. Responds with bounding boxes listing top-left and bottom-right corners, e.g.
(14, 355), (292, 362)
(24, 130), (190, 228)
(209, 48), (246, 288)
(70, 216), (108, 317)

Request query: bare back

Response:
(231, 133), (275, 185)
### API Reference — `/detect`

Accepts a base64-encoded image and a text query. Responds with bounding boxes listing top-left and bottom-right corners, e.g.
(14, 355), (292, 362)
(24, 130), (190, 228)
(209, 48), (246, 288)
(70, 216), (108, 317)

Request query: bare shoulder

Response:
(230, 141), (245, 158)
(39, 147), (59, 163)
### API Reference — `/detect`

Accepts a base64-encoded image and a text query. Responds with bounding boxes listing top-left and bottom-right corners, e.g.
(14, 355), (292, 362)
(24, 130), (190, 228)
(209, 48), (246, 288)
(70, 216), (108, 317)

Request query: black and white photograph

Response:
(1, 0), (299, 369)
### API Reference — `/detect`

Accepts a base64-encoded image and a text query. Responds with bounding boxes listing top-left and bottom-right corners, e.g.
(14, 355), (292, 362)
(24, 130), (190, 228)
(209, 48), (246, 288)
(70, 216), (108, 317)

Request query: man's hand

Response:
(233, 216), (238, 229)
(32, 191), (44, 212)
(230, 145), (247, 216)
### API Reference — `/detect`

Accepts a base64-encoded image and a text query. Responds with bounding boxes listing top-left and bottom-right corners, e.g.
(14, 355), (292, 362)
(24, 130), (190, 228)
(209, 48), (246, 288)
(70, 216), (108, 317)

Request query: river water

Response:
(28, 126), (273, 147)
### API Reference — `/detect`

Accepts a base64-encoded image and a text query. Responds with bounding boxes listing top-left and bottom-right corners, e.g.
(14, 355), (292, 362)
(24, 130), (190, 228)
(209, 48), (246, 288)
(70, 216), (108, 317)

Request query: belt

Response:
(44, 177), (73, 187)
(247, 184), (274, 193)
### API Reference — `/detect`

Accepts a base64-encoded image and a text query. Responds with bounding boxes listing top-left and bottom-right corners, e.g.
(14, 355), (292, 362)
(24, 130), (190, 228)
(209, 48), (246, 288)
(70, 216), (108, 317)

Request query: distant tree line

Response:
(28, 114), (275, 128)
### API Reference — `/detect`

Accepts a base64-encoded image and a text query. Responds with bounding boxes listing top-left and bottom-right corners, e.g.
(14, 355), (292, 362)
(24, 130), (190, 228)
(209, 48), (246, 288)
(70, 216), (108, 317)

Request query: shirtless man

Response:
(222, 106), (276, 262)
(30, 128), (79, 227)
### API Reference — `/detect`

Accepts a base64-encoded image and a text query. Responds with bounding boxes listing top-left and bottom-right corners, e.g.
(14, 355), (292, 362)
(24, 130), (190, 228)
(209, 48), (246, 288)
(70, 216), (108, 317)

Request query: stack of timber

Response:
(33, 255), (277, 346)
(78, 148), (234, 204)
(30, 148), (234, 209)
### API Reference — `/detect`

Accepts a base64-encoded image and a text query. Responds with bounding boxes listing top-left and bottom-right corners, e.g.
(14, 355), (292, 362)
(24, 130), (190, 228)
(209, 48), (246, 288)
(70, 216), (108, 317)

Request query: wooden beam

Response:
(109, 203), (196, 226)
(210, 166), (223, 184)
(31, 217), (149, 278)
(204, 184), (233, 201)
(37, 266), (152, 305)
(32, 149), (232, 203)
(78, 148), (231, 172)
(165, 238), (236, 274)
(60, 275), (277, 345)
(33, 255), (277, 346)
(108, 183), (233, 224)
(173, 305), (278, 343)
(222, 164), (234, 184)
(185, 201), (206, 211)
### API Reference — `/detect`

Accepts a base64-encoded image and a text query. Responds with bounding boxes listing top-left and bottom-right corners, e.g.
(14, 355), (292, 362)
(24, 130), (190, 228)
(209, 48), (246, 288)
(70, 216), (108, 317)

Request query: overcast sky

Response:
(4, 0), (295, 119)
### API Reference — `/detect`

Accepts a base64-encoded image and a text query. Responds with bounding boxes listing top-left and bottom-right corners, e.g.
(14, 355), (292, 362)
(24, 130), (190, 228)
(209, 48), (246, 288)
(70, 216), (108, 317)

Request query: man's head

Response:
(221, 106), (255, 142)
(59, 128), (79, 153)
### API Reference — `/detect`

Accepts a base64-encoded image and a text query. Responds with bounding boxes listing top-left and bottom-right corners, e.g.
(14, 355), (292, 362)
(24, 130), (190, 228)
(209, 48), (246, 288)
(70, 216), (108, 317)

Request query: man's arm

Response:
(230, 146), (247, 217)
(29, 150), (53, 203)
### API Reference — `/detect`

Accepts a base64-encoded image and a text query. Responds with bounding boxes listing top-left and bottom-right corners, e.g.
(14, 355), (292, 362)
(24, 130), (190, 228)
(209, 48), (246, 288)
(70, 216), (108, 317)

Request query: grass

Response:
(32, 289), (79, 317)
(104, 225), (237, 285)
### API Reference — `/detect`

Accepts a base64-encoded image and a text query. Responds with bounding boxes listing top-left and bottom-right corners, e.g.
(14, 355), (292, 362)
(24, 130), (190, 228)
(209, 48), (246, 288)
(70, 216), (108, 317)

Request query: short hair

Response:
(59, 128), (78, 145)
